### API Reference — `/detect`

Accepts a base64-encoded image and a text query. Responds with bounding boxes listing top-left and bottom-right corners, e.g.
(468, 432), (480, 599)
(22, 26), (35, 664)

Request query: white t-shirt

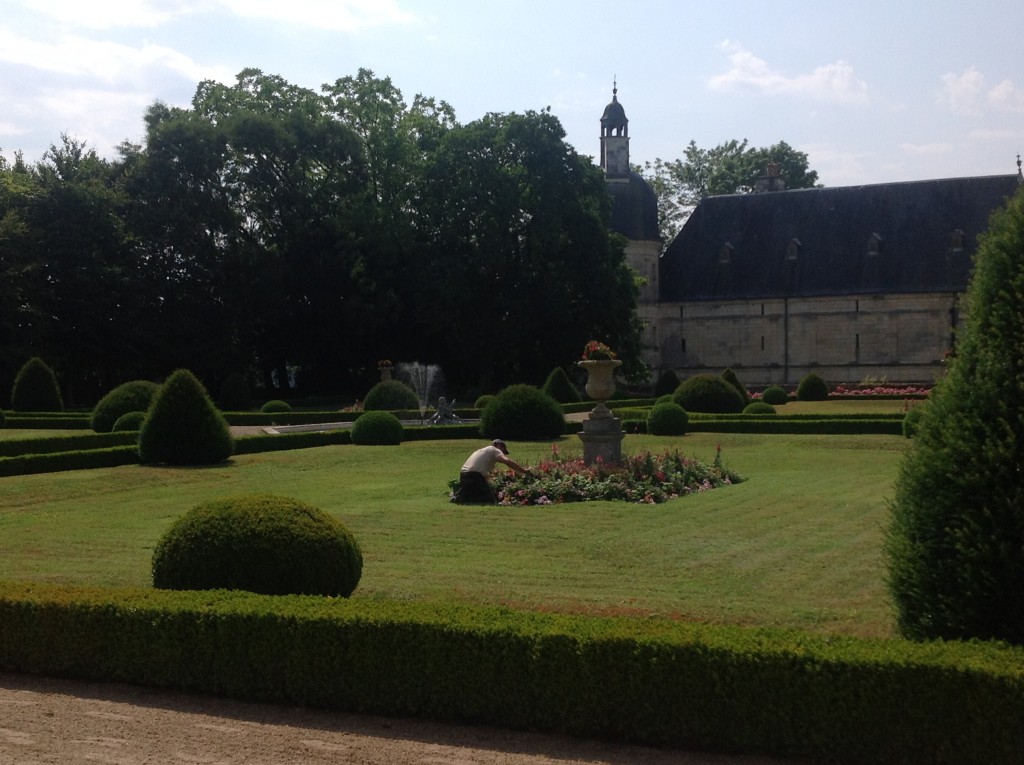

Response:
(461, 445), (504, 475)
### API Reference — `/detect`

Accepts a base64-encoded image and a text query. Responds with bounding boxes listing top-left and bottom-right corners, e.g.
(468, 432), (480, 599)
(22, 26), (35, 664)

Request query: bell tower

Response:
(600, 80), (629, 181)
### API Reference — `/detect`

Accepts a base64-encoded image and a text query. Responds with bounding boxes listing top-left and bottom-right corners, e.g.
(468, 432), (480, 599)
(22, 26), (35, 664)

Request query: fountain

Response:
(396, 361), (444, 424)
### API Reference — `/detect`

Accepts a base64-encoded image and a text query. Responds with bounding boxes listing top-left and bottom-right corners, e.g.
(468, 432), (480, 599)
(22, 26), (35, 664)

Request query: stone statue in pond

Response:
(428, 396), (462, 425)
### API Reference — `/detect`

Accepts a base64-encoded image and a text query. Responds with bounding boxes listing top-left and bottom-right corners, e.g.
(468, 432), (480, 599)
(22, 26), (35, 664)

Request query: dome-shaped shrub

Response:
(218, 372), (252, 411)
(260, 399), (292, 414)
(761, 386), (790, 405)
(743, 401), (777, 415)
(363, 379), (419, 411)
(474, 394), (496, 410)
(797, 372), (829, 401)
(542, 367), (581, 404)
(480, 384), (565, 440)
(90, 380), (159, 433)
(656, 394), (674, 405)
(10, 357), (63, 412)
(351, 410), (404, 445)
(152, 494), (362, 597)
(646, 402), (689, 436)
(653, 369), (681, 397)
(112, 411), (147, 431)
(672, 374), (744, 414)
(138, 369), (234, 465)
(721, 368), (750, 405)
(902, 404), (926, 438)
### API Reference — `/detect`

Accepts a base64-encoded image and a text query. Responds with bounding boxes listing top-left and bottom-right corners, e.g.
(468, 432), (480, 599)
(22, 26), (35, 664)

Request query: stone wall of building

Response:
(655, 291), (960, 385)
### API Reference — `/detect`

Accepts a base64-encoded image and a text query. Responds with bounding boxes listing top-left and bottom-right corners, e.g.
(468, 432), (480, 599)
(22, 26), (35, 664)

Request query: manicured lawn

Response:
(0, 430), (905, 638)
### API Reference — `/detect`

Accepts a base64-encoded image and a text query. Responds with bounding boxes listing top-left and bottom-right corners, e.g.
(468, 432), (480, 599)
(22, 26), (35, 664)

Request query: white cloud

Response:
(900, 142), (953, 156)
(709, 41), (868, 104)
(939, 68), (1024, 115)
(20, 0), (198, 29)
(216, 0), (414, 31)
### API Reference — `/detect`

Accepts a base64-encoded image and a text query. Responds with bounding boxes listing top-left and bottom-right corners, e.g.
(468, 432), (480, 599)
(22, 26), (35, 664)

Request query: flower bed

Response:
(491, 445), (742, 505)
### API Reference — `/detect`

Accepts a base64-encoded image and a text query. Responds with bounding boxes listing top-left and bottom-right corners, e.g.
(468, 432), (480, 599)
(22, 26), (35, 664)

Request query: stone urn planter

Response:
(577, 358), (622, 419)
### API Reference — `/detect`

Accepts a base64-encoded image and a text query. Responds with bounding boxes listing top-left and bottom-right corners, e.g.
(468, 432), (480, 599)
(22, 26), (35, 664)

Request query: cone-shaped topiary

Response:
(218, 372), (252, 411)
(761, 385), (790, 405)
(363, 379), (419, 411)
(138, 369), (234, 465)
(541, 366), (581, 403)
(886, 188), (1024, 645)
(721, 368), (751, 404)
(152, 494), (362, 597)
(672, 374), (744, 414)
(653, 369), (681, 397)
(646, 401), (688, 435)
(743, 401), (777, 415)
(10, 357), (63, 412)
(796, 372), (829, 401)
(112, 411), (147, 431)
(480, 384), (565, 440)
(90, 380), (159, 432)
(351, 410), (404, 445)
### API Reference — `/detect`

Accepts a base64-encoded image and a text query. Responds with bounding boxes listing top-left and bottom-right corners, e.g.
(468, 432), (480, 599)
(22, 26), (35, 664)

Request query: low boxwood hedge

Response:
(0, 581), (1020, 764)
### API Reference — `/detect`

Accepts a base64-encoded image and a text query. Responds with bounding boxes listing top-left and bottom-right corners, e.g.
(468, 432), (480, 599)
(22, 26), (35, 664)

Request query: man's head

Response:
(492, 439), (509, 454)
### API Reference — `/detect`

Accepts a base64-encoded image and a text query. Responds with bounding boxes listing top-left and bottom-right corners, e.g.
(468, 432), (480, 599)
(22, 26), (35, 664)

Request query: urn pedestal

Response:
(379, 366), (392, 382)
(577, 359), (625, 465)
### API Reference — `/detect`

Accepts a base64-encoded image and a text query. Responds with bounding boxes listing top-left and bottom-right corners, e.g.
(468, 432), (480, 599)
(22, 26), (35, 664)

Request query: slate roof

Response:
(659, 174), (1021, 301)
(608, 171), (661, 242)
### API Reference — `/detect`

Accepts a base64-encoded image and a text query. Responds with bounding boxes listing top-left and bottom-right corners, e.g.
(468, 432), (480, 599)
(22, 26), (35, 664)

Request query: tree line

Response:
(0, 68), (643, 406)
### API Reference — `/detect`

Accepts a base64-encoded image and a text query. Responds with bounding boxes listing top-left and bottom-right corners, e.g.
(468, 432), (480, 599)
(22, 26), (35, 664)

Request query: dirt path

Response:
(0, 673), (818, 765)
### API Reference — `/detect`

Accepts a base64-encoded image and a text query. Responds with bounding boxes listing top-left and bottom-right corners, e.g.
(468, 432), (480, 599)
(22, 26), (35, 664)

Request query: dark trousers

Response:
(452, 471), (496, 504)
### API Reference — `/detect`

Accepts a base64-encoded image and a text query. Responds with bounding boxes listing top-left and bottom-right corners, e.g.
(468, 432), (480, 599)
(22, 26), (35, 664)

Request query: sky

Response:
(2, 0), (1022, 188)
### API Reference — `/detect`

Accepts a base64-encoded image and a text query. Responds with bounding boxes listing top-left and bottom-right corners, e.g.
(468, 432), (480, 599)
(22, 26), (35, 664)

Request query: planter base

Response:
(578, 416), (624, 465)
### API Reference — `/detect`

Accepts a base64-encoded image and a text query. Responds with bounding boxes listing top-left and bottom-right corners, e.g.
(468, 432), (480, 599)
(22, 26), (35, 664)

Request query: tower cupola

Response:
(600, 81), (630, 180)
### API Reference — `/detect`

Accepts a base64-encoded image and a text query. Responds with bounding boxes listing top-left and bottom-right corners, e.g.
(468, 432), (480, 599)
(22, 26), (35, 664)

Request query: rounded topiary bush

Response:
(351, 410), (404, 445)
(260, 399), (292, 414)
(743, 401), (777, 415)
(480, 384), (565, 440)
(363, 379), (419, 411)
(90, 380), (159, 433)
(761, 385), (790, 405)
(218, 372), (252, 411)
(474, 394), (496, 410)
(653, 369), (681, 397)
(797, 372), (829, 401)
(152, 494), (362, 597)
(646, 401), (689, 436)
(902, 404), (926, 438)
(721, 368), (750, 405)
(10, 357), (63, 412)
(112, 410), (147, 431)
(542, 366), (581, 404)
(138, 369), (234, 466)
(672, 374), (744, 414)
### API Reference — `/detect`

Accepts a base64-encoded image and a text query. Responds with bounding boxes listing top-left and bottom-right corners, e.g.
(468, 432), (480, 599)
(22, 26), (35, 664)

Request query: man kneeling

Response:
(452, 439), (532, 504)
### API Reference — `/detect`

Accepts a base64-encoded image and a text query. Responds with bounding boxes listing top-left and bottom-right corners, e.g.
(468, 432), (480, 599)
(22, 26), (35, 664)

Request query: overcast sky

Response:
(2, 0), (1022, 187)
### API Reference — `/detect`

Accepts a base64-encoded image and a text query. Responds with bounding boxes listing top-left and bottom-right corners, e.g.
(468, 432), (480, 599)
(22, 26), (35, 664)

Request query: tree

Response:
(885, 187), (1024, 644)
(638, 139), (820, 243)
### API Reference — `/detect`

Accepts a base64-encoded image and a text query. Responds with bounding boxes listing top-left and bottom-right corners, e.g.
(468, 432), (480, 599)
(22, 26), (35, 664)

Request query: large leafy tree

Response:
(639, 139), (820, 243)
(885, 187), (1024, 644)
(415, 109), (641, 391)
(0, 151), (39, 398)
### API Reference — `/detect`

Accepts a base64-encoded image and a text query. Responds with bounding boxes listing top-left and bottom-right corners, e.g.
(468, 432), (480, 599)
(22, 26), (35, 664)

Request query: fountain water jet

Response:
(396, 362), (444, 424)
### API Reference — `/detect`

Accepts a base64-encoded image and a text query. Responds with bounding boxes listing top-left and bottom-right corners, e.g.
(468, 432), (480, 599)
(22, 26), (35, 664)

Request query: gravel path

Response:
(0, 673), (819, 765)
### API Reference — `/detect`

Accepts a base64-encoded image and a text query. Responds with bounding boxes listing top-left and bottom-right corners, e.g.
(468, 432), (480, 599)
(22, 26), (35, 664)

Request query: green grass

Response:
(0, 431), (904, 639)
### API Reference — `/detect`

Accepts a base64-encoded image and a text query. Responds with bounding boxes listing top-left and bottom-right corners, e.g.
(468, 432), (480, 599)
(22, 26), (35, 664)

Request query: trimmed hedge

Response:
(0, 581), (1022, 764)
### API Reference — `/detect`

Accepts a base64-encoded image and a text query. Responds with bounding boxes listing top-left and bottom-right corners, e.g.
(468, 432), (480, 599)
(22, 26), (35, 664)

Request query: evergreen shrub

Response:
(646, 402), (688, 436)
(721, 368), (750, 404)
(260, 399), (292, 414)
(656, 394), (674, 405)
(10, 357), (63, 412)
(474, 394), (496, 410)
(351, 411), (404, 445)
(218, 372), (252, 411)
(112, 411), (147, 431)
(480, 384), (565, 440)
(672, 374), (744, 414)
(761, 386), (790, 405)
(90, 380), (159, 432)
(152, 494), (362, 597)
(653, 369), (681, 397)
(743, 402), (777, 415)
(886, 188), (1024, 645)
(901, 404), (926, 438)
(541, 367), (581, 403)
(363, 380), (419, 411)
(797, 372), (829, 401)
(138, 369), (234, 465)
